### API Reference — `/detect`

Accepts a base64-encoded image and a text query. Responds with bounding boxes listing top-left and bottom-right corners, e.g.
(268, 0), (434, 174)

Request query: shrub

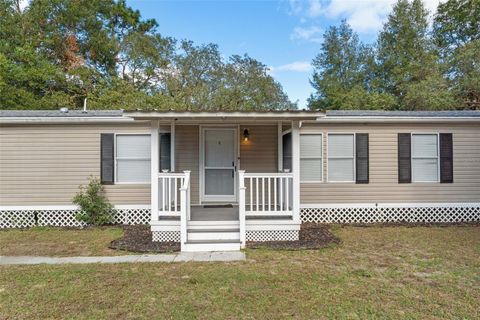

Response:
(73, 176), (114, 225)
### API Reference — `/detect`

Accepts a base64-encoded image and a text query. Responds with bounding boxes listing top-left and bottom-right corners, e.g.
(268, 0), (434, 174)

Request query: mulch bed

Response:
(109, 225), (180, 253)
(110, 223), (340, 253)
(247, 223), (341, 250)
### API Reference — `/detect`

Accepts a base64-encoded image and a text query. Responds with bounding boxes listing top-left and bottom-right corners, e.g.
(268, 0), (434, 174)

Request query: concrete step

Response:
(187, 229), (240, 241)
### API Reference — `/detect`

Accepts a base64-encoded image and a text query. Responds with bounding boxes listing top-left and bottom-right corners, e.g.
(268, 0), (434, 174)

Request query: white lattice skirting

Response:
(246, 230), (299, 241)
(152, 231), (181, 242)
(301, 203), (480, 224)
(0, 205), (151, 229)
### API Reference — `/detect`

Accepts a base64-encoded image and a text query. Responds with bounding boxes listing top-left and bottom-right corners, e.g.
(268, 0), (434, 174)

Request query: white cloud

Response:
(307, 0), (322, 17)
(289, 0), (443, 36)
(290, 26), (323, 43)
(269, 61), (312, 76)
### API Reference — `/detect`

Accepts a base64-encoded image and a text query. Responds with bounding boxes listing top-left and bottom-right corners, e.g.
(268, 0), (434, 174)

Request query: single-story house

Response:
(1, 109), (479, 251)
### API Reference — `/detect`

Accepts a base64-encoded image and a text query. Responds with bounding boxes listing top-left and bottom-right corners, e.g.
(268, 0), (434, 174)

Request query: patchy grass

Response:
(0, 226), (478, 319)
(0, 226), (124, 256)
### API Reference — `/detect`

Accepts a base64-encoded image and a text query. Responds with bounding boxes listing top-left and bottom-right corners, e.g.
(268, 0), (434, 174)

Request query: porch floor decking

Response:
(190, 206), (239, 221)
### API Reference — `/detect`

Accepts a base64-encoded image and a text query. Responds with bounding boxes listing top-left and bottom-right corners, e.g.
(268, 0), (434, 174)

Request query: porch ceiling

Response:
(126, 110), (324, 122)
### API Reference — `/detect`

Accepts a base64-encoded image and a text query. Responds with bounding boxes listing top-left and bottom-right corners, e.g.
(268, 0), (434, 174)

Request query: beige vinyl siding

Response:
(174, 124), (278, 204)
(240, 125), (278, 173)
(0, 123), (151, 205)
(174, 125), (200, 204)
(300, 123), (480, 203)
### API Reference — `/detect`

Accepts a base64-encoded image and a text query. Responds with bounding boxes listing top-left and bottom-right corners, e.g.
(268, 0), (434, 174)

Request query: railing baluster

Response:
(174, 177), (178, 213)
(274, 177), (277, 212)
(261, 178), (265, 212)
(249, 177), (253, 212)
(256, 178), (259, 212)
(268, 177), (271, 212)
(279, 177), (283, 212)
(285, 177), (289, 211)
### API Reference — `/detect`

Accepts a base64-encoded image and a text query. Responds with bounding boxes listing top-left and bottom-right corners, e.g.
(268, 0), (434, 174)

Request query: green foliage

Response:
(309, 0), (478, 111)
(0, 0), (292, 111)
(72, 176), (114, 226)
(433, 0), (480, 108)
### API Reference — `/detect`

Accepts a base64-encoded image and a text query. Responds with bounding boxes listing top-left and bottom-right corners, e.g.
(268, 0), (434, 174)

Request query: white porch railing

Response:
(158, 172), (186, 216)
(242, 172), (294, 215)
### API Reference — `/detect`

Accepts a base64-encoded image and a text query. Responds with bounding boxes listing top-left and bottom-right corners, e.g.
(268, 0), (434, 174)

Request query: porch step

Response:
(187, 229), (240, 241)
(186, 239), (241, 244)
(188, 228), (240, 233)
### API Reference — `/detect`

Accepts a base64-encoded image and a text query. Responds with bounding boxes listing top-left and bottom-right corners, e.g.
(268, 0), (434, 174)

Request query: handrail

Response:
(244, 172), (293, 178)
(179, 171), (190, 250)
(158, 173), (185, 216)
(238, 170), (246, 248)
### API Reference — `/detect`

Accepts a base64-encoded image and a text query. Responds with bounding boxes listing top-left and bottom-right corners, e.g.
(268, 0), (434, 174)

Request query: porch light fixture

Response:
(243, 128), (250, 141)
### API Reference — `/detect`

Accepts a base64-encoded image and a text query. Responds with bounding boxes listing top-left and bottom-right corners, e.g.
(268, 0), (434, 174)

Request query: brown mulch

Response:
(109, 225), (180, 253)
(110, 223), (340, 253)
(247, 222), (341, 250)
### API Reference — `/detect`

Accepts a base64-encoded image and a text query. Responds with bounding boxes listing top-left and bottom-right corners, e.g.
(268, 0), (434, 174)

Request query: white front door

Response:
(201, 128), (237, 202)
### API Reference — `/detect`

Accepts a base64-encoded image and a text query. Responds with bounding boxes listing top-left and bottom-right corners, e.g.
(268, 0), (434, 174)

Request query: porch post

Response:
(291, 120), (301, 222)
(170, 121), (175, 172)
(150, 120), (159, 223)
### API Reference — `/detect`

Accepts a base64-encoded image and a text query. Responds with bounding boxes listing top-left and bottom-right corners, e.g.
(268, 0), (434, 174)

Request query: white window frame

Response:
(300, 132), (323, 183)
(114, 133), (151, 185)
(411, 132), (440, 183)
(327, 132), (356, 183)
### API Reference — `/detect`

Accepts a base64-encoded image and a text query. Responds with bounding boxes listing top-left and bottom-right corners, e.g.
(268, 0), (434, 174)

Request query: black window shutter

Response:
(440, 133), (453, 183)
(159, 133), (171, 171)
(100, 133), (115, 184)
(355, 133), (369, 184)
(398, 133), (411, 183)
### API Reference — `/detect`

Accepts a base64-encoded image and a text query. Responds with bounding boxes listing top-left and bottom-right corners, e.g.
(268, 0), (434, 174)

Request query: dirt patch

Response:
(247, 223), (340, 250)
(109, 225), (180, 253)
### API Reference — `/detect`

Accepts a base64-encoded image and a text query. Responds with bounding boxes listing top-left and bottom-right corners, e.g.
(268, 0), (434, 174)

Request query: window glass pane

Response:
(301, 159), (322, 181)
(412, 159), (438, 182)
(282, 133), (292, 171)
(412, 134), (437, 158)
(328, 159), (354, 182)
(116, 135), (150, 158)
(328, 134), (354, 157)
(205, 129), (234, 167)
(159, 133), (171, 171)
(117, 159), (150, 183)
(300, 134), (322, 158)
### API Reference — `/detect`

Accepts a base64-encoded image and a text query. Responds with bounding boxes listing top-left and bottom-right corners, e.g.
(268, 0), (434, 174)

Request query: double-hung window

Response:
(411, 134), (439, 182)
(300, 134), (322, 182)
(328, 134), (355, 182)
(116, 134), (151, 183)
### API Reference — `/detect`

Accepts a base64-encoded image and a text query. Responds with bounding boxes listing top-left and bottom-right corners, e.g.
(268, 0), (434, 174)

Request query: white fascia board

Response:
(313, 117), (480, 123)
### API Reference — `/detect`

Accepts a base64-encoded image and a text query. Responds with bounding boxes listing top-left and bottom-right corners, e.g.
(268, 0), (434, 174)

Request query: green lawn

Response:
(0, 226), (124, 256)
(0, 226), (479, 319)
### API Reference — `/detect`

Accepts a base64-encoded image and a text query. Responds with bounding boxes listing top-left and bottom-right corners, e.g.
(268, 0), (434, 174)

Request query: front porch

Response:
(126, 111), (320, 251)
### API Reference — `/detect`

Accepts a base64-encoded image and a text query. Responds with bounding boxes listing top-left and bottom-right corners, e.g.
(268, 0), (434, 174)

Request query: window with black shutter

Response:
(355, 133), (369, 184)
(439, 133), (453, 183)
(100, 133), (115, 184)
(398, 133), (412, 183)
